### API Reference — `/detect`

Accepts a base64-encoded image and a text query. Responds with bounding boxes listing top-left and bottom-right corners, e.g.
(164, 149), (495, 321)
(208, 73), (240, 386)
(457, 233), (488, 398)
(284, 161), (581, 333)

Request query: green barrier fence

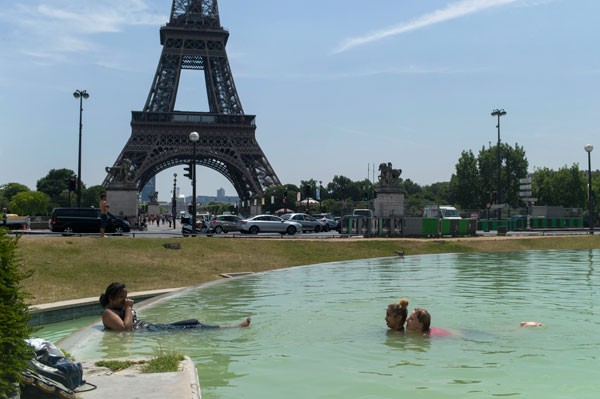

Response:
(478, 217), (583, 231)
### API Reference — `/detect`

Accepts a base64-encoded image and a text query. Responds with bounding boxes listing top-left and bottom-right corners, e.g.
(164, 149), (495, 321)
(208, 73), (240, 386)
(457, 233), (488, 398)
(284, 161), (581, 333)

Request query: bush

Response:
(0, 230), (32, 398)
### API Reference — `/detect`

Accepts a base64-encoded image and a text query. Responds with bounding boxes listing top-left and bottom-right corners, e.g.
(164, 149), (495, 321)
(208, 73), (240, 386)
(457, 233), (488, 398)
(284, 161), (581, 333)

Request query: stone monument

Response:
(373, 162), (405, 217)
(147, 191), (162, 217)
(105, 158), (139, 226)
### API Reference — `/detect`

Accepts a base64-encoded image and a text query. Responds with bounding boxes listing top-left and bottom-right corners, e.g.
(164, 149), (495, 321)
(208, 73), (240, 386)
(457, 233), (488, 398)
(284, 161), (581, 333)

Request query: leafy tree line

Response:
(0, 168), (104, 216)
(449, 142), (600, 218)
(2, 152), (599, 217)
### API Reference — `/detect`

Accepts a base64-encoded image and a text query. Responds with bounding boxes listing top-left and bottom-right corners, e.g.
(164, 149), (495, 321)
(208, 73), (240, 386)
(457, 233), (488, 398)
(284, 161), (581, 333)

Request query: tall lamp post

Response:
(318, 180), (323, 212)
(585, 144), (594, 235)
(189, 132), (200, 235)
(73, 89), (90, 207)
(172, 173), (177, 229)
(491, 108), (506, 220)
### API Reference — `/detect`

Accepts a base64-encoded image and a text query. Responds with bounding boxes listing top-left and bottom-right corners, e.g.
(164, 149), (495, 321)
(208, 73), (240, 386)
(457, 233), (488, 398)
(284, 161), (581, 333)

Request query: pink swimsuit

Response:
(428, 327), (452, 337)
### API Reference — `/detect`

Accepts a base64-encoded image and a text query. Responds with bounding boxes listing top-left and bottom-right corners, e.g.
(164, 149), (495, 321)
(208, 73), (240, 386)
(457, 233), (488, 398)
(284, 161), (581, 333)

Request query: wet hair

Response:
(413, 308), (431, 333)
(99, 282), (126, 308)
(399, 297), (409, 308)
(387, 298), (410, 330)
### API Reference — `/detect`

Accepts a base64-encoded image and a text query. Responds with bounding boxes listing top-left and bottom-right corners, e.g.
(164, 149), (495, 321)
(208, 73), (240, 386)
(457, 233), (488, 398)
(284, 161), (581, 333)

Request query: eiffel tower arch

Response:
(104, 0), (280, 218)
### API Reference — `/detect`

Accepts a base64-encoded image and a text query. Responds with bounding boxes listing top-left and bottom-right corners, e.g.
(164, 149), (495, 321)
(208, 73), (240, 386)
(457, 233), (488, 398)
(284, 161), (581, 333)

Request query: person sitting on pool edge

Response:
(385, 298), (409, 331)
(405, 307), (451, 337)
(99, 282), (251, 331)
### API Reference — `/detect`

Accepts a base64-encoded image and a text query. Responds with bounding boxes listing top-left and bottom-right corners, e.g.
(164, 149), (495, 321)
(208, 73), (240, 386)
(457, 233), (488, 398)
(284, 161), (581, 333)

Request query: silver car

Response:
(280, 213), (325, 233)
(240, 215), (302, 235)
(209, 214), (242, 234)
(312, 213), (337, 231)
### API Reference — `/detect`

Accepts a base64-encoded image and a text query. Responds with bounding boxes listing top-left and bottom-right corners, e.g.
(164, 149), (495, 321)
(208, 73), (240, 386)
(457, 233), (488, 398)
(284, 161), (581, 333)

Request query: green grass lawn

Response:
(17, 235), (600, 305)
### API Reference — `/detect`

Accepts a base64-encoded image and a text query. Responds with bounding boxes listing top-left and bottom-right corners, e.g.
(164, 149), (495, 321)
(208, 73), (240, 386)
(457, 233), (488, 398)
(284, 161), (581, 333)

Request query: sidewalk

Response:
(76, 357), (200, 399)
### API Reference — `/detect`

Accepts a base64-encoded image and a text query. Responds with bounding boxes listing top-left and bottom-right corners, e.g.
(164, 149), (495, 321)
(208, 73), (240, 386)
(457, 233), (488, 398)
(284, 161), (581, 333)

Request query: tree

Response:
(263, 184), (299, 213)
(327, 175), (373, 202)
(532, 164), (586, 208)
(327, 175), (355, 201)
(450, 150), (481, 209)
(36, 168), (78, 207)
(476, 142), (528, 208)
(0, 183), (30, 209)
(82, 185), (107, 208)
(0, 231), (32, 398)
(10, 191), (51, 216)
(399, 178), (422, 196)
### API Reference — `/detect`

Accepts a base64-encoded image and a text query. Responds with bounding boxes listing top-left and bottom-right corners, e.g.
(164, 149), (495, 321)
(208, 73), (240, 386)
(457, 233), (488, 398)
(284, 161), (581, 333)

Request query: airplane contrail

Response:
(332, 0), (519, 54)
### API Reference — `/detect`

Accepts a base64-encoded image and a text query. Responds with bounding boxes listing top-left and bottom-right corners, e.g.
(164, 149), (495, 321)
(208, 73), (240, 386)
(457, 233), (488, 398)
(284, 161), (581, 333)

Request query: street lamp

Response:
(73, 89), (90, 207)
(189, 131), (199, 235)
(584, 144), (594, 235)
(491, 108), (506, 220)
(318, 180), (323, 212)
(172, 173), (177, 229)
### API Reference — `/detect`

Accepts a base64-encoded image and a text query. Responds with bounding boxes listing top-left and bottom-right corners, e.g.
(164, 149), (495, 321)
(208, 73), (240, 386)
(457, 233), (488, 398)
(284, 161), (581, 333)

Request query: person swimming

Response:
(404, 307), (451, 337)
(385, 298), (409, 331)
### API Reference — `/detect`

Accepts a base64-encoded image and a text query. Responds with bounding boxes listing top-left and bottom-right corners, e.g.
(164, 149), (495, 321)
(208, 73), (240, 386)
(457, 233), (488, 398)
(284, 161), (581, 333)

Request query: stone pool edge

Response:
(29, 287), (184, 326)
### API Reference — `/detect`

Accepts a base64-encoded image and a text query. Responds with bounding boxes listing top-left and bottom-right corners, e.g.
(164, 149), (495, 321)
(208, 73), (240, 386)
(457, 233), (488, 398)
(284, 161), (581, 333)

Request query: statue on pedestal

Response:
(378, 162), (402, 186)
(105, 158), (134, 184)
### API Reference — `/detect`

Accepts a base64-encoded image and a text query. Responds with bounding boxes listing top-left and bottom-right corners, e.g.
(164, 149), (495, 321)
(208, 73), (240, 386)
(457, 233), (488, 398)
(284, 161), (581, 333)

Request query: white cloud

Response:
(332, 0), (521, 54)
(0, 1), (165, 63)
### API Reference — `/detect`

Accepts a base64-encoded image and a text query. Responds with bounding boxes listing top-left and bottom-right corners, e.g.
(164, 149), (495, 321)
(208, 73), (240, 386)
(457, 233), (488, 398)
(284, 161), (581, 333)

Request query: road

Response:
(11, 220), (342, 239)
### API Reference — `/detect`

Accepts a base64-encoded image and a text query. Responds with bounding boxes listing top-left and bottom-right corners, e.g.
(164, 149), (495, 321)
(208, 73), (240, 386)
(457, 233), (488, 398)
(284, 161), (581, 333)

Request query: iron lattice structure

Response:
(103, 0), (280, 200)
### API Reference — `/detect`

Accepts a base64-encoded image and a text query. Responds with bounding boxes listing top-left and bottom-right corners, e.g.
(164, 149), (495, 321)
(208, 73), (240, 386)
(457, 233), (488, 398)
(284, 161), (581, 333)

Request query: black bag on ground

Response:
(29, 355), (84, 390)
(25, 339), (84, 390)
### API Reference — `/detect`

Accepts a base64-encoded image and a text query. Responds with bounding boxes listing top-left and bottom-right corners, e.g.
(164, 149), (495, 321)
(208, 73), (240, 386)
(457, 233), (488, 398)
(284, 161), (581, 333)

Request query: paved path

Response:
(76, 357), (200, 399)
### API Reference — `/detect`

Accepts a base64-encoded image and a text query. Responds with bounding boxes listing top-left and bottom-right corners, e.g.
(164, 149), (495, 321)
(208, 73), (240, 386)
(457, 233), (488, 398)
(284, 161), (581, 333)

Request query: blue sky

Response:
(1, 0), (598, 201)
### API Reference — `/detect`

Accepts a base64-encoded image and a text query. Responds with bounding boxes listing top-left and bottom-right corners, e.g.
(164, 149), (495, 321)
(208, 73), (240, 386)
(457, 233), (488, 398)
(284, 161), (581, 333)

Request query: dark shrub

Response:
(0, 230), (32, 398)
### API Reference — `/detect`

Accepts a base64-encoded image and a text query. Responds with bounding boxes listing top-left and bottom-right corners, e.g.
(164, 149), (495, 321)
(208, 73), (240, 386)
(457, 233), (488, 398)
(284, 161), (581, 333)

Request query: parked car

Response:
(353, 209), (373, 218)
(49, 207), (130, 236)
(240, 215), (302, 235)
(281, 213), (325, 233)
(312, 213), (337, 231)
(209, 215), (242, 233)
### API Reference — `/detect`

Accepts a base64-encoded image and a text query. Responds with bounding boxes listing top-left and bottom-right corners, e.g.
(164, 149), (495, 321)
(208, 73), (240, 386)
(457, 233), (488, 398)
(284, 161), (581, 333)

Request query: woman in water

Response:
(385, 298), (409, 331)
(99, 282), (251, 331)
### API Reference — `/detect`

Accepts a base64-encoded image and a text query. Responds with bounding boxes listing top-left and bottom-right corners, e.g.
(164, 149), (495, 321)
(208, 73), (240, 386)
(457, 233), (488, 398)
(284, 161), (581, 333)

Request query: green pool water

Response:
(54, 250), (600, 398)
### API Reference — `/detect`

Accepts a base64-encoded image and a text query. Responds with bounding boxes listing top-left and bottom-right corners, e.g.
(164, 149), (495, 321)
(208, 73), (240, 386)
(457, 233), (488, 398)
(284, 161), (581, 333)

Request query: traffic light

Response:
(67, 178), (76, 191)
(282, 189), (288, 204)
(183, 162), (194, 180)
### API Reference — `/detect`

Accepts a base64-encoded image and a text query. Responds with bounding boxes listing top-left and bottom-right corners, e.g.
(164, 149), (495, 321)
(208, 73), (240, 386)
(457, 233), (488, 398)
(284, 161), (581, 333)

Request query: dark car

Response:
(49, 207), (130, 236)
(209, 215), (242, 234)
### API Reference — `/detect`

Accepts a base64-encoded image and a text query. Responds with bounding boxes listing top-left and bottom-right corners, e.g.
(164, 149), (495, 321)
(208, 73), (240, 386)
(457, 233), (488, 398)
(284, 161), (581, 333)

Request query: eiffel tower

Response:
(104, 0), (280, 206)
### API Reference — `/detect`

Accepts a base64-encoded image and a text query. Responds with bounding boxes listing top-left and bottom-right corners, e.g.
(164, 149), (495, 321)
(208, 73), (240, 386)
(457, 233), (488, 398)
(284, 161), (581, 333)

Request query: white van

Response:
(353, 209), (373, 218)
(423, 205), (462, 219)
